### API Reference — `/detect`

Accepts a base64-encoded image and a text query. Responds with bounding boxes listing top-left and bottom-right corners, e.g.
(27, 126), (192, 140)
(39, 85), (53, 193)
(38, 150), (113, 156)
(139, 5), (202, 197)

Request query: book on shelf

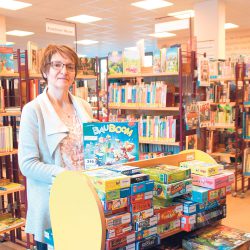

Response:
(27, 41), (39, 74)
(243, 148), (250, 176)
(186, 134), (198, 150)
(108, 51), (123, 75)
(166, 47), (179, 74)
(185, 102), (199, 130)
(197, 57), (210, 87)
(198, 101), (211, 128)
(123, 49), (141, 74)
(83, 122), (139, 169)
(78, 57), (96, 75)
(0, 45), (14, 74)
(152, 49), (161, 74)
(0, 182), (22, 191)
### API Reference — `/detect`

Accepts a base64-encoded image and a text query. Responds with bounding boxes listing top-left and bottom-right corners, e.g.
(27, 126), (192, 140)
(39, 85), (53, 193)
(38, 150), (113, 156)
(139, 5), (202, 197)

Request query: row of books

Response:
(0, 126), (13, 152)
(108, 81), (171, 108)
(139, 144), (180, 155)
(210, 104), (235, 125)
(108, 47), (179, 75)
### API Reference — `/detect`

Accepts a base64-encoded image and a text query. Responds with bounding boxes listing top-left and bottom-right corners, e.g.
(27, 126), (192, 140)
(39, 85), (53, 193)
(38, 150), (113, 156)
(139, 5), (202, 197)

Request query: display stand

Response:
(49, 171), (106, 250)
(49, 149), (223, 249)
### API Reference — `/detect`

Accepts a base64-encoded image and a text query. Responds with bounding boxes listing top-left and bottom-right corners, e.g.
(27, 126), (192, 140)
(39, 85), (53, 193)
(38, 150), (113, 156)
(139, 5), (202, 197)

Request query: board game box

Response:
(83, 122), (139, 170)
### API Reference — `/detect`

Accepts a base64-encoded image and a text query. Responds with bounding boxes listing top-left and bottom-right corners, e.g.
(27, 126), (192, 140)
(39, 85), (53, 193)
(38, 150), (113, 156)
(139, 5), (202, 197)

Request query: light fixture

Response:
(149, 32), (176, 38)
(131, 0), (173, 10)
(168, 10), (194, 19)
(66, 15), (102, 24)
(5, 42), (15, 45)
(6, 30), (34, 36)
(74, 40), (99, 45)
(224, 23), (239, 29)
(155, 19), (189, 33)
(0, 0), (32, 10)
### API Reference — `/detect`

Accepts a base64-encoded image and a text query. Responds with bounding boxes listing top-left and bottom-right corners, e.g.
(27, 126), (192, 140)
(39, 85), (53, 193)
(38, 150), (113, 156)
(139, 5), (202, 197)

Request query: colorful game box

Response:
(106, 165), (141, 176)
(135, 234), (160, 250)
(191, 171), (234, 189)
(135, 226), (157, 241)
(130, 191), (153, 204)
(182, 224), (250, 250)
(106, 212), (131, 230)
(134, 215), (158, 231)
(97, 187), (130, 202)
(106, 224), (132, 239)
(157, 218), (181, 234)
(106, 231), (135, 250)
(83, 122), (139, 170)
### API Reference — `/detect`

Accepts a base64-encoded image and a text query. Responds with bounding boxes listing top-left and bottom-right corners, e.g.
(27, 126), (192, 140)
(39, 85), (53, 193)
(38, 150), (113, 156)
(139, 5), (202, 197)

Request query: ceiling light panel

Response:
(131, 0), (173, 10)
(0, 0), (32, 10)
(155, 19), (189, 33)
(224, 23), (239, 29)
(168, 10), (195, 19)
(66, 15), (102, 24)
(74, 40), (99, 45)
(149, 32), (176, 38)
(6, 30), (34, 36)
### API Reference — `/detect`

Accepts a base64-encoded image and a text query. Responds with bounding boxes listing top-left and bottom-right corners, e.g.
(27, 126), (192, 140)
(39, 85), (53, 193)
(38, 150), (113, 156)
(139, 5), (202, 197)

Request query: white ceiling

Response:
(0, 0), (250, 57)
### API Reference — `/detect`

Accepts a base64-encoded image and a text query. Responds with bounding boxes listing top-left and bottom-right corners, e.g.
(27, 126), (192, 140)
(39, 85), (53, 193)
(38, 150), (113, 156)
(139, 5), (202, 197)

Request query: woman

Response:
(18, 44), (95, 250)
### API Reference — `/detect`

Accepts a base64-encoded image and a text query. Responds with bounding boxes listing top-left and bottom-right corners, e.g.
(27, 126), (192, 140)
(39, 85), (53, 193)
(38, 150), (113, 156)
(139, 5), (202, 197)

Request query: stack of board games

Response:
(182, 224), (250, 250)
(174, 160), (233, 232)
(106, 165), (161, 250)
(140, 164), (192, 236)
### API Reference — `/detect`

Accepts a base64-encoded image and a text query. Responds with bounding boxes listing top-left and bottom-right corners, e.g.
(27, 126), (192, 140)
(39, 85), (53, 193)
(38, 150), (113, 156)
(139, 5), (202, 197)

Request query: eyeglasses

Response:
(49, 61), (76, 72)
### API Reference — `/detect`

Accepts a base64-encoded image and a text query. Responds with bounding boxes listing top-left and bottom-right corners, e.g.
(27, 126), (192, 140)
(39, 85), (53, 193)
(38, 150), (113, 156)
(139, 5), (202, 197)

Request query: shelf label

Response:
(46, 22), (75, 36)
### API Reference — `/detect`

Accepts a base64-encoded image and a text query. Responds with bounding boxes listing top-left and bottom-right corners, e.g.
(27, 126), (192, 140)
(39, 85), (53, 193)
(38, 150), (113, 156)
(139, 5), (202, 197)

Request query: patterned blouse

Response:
(59, 109), (83, 171)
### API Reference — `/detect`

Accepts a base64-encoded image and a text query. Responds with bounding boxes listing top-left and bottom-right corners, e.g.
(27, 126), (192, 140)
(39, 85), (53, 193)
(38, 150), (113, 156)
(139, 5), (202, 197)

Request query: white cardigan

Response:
(18, 88), (93, 242)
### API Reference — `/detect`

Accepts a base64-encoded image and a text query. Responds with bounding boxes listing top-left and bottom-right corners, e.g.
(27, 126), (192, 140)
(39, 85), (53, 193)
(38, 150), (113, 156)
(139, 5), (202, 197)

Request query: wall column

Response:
(0, 16), (7, 44)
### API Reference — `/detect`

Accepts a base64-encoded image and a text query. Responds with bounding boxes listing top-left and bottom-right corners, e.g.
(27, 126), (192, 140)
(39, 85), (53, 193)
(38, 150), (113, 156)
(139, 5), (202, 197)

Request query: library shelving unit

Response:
(49, 149), (222, 249)
(0, 49), (26, 244)
(107, 49), (196, 158)
(206, 61), (245, 197)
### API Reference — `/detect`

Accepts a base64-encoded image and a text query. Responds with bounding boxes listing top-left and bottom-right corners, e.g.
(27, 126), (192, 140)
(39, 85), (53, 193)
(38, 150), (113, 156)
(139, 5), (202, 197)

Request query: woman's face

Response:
(46, 52), (75, 91)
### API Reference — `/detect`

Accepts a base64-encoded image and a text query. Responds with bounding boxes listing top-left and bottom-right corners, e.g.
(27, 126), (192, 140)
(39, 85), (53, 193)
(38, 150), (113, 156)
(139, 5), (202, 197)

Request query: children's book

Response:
(83, 122), (139, 169)
(185, 102), (199, 130)
(27, 41), (39, 74)
(166, 47), (179, 74)
(0, 45), (14, 73)
(198, 101), (211, 127)
(108, 51), (123, 75)
(186, 134), (198, 150)
(198, 57), (210, 86)
(78, 57), (96, 75)
(123, 49), (141, 74)
(153, 49), (161, 73)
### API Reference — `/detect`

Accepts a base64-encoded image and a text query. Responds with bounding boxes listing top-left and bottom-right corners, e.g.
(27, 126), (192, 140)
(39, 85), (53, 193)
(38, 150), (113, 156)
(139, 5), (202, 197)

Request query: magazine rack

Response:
(49, 171), (106, 250)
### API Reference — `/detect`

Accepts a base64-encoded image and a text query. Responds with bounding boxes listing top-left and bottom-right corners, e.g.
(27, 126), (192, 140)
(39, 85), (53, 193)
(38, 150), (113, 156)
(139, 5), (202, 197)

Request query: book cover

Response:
(108, 51), (123, 75)
(0, 45), (14, 73)
(185, 102), (199, 130)
(198, 57), (210, 87)
(198, 101), (211, 128)
(153, 49), (161, 73)
(27, 41), (39, 74)
(83, 122), (139, 169)
(166, 47), (179, 74)
(78, 57), (96, 75)
(123, 49), (141, 74)
(186, 134), (198, 150)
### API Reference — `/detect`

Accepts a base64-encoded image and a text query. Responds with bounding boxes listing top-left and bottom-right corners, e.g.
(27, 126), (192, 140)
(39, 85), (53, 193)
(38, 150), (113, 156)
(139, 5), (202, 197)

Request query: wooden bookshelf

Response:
(0, 185), (25, 195)
(139, 139), (179, 146)
(0, 149), (18, 157)
(0, 111), (21, 117)
(29, 73), (42, 78)
(209, 124), (235, 129)
(209, 77), (234, 82)
(109, 106), (179, 111)
(76, 74), (97, 79)
(108, 72), (179, 79)
(210, 152), (236, 157)
(0, 72), (19, 78)
(0, 219), (25, 234)
(210, 102), (236, 106)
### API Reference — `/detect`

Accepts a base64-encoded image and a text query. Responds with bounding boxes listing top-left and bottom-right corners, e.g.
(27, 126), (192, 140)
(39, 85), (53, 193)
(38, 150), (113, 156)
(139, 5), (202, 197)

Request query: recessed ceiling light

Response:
(6, 30), (34, 36)
(224, 23), (239, 29)
(168, 10), (194, 19)
(155, 19), (189, 33)
(131, 0), (173, 10)
(6, 41), (15, 45)
(149, 32), (176, 38)
(66, 15), (102, 24)
(74, 40), (99, 45)
(0, 0), (32, 10)
(124, 47), (137, 51)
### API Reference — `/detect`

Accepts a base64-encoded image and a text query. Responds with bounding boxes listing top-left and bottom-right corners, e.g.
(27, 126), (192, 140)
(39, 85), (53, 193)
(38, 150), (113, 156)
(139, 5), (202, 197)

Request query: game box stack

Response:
(174, 160), (234, 232)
